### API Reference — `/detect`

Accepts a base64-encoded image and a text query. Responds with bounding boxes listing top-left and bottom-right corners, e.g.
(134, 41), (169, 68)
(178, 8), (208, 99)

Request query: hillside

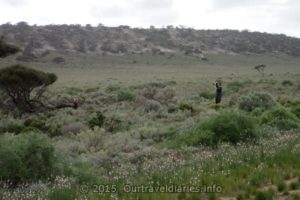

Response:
(1, 22), (300, 62)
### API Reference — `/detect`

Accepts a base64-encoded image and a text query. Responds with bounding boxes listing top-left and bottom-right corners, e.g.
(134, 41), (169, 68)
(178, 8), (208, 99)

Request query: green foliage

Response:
(181, 110), (258, 146)
(178, 102), (195, 113)
(105, 116), (123, 132)
(277, 180), (287, 192)
(0, 37), (20, 58)
(117, 89), (135, 101)
(282, 80), (294, 86)
(260, 107), (299, 130)
(0, 64), (57, 112)
(255, 190), (274, 200)
(88, 111), (106, 128)
(24, 117), (47, 130)
(105, 84), (121, 92)
(239, 92), (276, 112)
(0, 123), (25, 134)
(0, 64), (57, 89)
(0, 132), (60, 184)
(227, 81), (245, 92)
(290, 181), (300, 190)
(209, 103), (225, 110)
(48, 188), (77, 200)
(199, 91), (215, 100)
(291, 103), (300, 119)
(66, 87), (82, 96)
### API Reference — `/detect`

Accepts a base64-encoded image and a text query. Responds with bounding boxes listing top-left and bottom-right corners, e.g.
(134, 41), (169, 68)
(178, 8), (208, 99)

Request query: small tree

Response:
(254, 64), (266, 77)
(0, 64), (82, 112)
(0, 36), (20, 58)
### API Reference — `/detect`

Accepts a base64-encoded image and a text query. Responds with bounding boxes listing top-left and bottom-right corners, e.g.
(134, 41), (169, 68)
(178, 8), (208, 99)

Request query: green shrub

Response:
(209, 104), (225, 110)
(178, 103), (195, 113)
(277, 180), (287, 192)
(199, 91), (215, 100)
(0, 145), (22, 183)
(227, 81), (245, 92)
(182, 110), (257, 146)
(290, 181), (300, 190)
(105, 116), (123, 132)
(0, 132), (60, 183)
(24, 117), (47, 131)
(239, 92), (276, 112)
(66, 87), (82, 96)
(117, 89), (135, 101)
(105, 84), (121, 92)
(48, 188), (77, 200)
(277, 96), (295, 107)
(255, 191), (274, 200)
(167, 105), (178, 113)
(282, 80), (294, 86)
(88, 111), (106, 129)
(0, 123), (24, 134)
(260, 107), (299, 130)
(291, 103), (300, 119)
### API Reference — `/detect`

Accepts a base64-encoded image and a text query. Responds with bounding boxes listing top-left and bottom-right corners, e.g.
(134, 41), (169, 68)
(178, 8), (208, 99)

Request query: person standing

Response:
(214, 80), (222, 104)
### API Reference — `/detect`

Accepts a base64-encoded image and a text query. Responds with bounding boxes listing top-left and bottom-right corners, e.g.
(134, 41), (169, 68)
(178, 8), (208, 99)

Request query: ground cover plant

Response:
(0, 50), (300, 200)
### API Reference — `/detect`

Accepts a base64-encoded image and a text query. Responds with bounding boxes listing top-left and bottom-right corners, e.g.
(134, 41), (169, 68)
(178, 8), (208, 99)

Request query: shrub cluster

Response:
(181, 110), (258, 146)
(0, 132), (61, 184)
(239, 92), (276, 112)
(117, 89), (135, 101)
(199, 91), (215, 100)
(260, 107), (299, 130)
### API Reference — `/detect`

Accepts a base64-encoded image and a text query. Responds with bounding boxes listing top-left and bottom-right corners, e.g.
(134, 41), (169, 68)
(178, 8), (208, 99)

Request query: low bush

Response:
(277, 180), (287, 192)
(0, 132), (61, 184)
(227, 81), (245, 92)
(88, 111), (106, 129)
(48, 188), (77, 200)
(105, 84), (121, 92)
(181, 110), (258, 146)
(178, 103), (195, 113)
(282, 80), (294, 86)
(141, 87), (158, 99)
(144, 99), (162, 113)
(104, 116), (124, 132)
(239, 92), (276, 112)
(291, 103), (300, 119)
(0, 123), (25, 134)
(117, 89), (135, 101)
(199, 91), (215, 100)
(260, 107), (299, 130)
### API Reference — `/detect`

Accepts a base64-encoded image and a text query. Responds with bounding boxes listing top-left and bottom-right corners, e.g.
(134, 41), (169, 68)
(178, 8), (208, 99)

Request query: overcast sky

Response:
(0, 0), (300, 37)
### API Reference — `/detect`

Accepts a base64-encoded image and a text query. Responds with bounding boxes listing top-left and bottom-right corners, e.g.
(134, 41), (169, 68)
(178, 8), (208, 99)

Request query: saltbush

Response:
(199, 91), (215, 100)
(182, 110), (257, 146)
(291, 103), (300, 119)
(0, 132), (60, 184)
(239, 92), (276, 112)
(117, 89), (135, 101)
(88, 111), (106, 129)
(260, 107), (299, 130)
(144, 99), (162, 113)
(227, 81), (245, 92)
(48, 188), (77, 200)
(282, 80), (293, 86)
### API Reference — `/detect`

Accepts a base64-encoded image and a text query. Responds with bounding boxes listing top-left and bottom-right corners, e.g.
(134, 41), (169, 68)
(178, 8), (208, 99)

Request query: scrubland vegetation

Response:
(0, 35), (300, 199)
